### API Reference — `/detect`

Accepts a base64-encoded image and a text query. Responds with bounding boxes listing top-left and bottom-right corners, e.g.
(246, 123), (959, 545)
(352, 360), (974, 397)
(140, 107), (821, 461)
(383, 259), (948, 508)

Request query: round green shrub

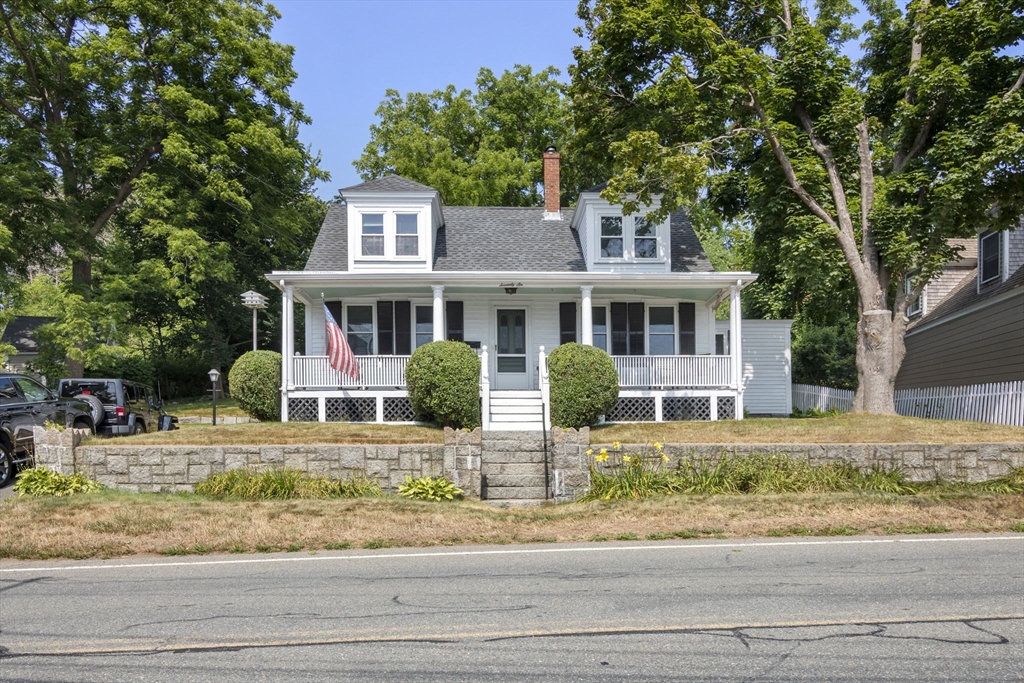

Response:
(548, 343), (619, 428)
(228, 350), (281, 421)
(405, 341), (481, 429)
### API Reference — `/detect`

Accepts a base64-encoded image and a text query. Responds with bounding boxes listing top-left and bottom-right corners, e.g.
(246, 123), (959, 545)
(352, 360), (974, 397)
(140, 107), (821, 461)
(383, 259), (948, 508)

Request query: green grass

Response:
(163, 397), (246, 418)
(194, 467), (383, 500)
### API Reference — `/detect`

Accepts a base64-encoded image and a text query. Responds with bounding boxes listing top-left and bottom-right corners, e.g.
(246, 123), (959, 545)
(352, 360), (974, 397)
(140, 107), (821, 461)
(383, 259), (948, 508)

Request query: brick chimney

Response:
(543, 146), (561, 219)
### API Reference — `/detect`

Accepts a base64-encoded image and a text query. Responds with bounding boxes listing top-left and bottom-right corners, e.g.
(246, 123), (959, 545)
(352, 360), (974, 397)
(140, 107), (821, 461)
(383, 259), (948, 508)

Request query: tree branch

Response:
(0, 92), (43, 132)
(856, 119), (879, 277)
(89, 143), (162, 237)
(780, 0), (792, 30)
(1005, 67), (1024, 100)
(793, 103), (873, 298)
(892, 112), (934, 174)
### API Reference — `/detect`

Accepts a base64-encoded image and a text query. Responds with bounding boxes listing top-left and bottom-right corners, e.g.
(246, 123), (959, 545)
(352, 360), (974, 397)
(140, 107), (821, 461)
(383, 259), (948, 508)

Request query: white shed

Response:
(716, 318), (794, 417)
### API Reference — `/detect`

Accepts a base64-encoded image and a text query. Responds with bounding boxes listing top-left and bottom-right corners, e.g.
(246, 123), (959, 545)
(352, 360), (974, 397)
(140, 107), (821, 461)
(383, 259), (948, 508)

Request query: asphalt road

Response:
(2, 535), (1022, 682)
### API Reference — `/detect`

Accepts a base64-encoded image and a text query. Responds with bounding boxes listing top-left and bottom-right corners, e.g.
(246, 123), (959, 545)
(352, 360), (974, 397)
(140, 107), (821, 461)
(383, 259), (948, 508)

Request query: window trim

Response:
(647, 305), (676, 356)
(353, 208), (426, 262)
(594, 211), (665, 263)
(905, 274), (924, 317)
(360, 213), (385, 257)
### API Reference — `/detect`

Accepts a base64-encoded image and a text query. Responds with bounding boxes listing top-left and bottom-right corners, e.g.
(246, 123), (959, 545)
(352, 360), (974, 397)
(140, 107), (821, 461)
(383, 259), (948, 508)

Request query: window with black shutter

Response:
(610, 302), (646, 355)
(610, 302), (628, 355)
(627, 302), (645, 355)
(394, 301), (411, 354)
(678, 302), (696, 355)
(377, 301), (394, 355)
(559, 302), (577, 345)
(446, 301), (464, 342)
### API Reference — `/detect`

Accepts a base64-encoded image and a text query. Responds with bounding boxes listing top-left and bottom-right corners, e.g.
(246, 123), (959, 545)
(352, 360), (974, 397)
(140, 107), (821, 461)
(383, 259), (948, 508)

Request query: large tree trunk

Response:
(852, 309), (906, 414)
(64, 256), (93, 378)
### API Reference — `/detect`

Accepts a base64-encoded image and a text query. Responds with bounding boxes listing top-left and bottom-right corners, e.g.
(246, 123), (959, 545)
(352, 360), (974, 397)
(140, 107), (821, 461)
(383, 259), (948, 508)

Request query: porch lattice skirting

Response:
(287, 392), (417, 424)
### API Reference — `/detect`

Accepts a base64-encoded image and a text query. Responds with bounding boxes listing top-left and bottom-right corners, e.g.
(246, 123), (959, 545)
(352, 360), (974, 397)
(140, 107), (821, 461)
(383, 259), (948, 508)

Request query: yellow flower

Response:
(613, 441), (621, 449)
(600, 447), (608, 456)
(586, 449), (594, 456)
(595, 453), (609, 462)
(654, 441), (663, 450)
(622, 455), (632, 463)
(662, 455), (669, 463)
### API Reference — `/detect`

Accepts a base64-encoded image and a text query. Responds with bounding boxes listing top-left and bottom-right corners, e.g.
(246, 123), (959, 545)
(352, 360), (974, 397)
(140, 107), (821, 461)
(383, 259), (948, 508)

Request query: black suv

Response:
(56, 378), (177, 437)
(0, 372), (96, 487)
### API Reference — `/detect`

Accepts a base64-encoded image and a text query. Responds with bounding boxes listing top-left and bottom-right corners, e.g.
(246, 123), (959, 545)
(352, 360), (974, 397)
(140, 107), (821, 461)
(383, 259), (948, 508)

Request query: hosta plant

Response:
(397, 475), (463, 502)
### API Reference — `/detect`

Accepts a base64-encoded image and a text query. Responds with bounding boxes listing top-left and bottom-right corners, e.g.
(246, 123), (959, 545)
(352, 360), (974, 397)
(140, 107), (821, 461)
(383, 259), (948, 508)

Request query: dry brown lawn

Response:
(595, 414), (1024, 444)
(3, 491), (1021, 560)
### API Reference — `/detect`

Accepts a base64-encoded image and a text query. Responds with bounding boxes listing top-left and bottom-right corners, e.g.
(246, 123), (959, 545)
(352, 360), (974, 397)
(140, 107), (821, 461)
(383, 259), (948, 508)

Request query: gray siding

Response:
(896, 291), (1024, 389)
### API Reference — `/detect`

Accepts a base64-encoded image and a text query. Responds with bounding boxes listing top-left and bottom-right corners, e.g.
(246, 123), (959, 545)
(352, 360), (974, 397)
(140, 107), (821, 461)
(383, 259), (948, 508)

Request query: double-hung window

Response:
(600, 217), (624, 258)
(905, 275), (922, 316)
(396, 214), (419, 256)
(414, 306), (433, 349)
(592, 307), (608, 352)
(648, 307), (675, 355)
(598, 214), (659, 260)
(361, 214), (385, 256)
(980, 232), (1001, 285)
(346, 305), (374, 355)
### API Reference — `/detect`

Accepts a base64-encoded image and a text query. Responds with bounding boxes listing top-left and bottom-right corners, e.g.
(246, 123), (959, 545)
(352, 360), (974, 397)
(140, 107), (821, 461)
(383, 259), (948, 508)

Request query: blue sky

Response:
(270, 0), (585, 199)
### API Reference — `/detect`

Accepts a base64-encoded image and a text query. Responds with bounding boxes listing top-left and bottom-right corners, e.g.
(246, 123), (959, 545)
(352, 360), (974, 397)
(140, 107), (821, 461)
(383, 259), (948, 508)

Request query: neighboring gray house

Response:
(267, 150), (773, 428)
(0, 316), (55, 375)
(896, 225), (1024, 389)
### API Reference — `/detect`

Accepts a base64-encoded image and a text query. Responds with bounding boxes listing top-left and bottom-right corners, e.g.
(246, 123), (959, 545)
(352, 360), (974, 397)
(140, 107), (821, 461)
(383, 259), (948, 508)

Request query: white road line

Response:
(2, 535), (1021, 574)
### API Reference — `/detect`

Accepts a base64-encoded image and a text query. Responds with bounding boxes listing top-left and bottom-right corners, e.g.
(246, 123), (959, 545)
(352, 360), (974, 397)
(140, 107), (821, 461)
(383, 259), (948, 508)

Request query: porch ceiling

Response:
(288, 285), (724, 302)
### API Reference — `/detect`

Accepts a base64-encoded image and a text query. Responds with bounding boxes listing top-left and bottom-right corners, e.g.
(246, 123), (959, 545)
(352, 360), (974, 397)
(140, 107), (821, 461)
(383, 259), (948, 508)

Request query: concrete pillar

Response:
(432, 285), (445, 342)
(580, 285), (594, 346)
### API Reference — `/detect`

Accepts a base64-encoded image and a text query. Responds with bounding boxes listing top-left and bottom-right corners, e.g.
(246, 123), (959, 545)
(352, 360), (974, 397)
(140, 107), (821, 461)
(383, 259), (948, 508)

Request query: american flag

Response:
(325, 303), (360, 380)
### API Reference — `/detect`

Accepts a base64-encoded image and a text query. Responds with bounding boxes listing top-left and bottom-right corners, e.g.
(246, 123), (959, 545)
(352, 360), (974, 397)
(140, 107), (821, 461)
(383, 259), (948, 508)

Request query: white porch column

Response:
(431, 285), (445, 342)
(280, 282), (291, 422)
(284, 285), (294, 388)
(580, 285), (594, 346)
(729, 281), (744, 420)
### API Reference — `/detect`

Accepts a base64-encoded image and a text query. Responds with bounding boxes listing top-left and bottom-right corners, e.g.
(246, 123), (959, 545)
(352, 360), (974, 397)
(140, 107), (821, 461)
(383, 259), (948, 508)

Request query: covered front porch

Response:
(268, 271), (755, 426)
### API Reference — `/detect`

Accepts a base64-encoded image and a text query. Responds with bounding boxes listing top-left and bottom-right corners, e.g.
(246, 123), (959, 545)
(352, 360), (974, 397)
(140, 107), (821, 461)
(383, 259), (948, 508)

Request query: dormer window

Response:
(597, 213), (661, 261)
(396, 214), (419, 256)
(980, 231), (1001, 285)
(601, 217), (623, 257)
(361, 214), (385, 256)
(355, 210), (426, 261)
(905, 274), (922, 316)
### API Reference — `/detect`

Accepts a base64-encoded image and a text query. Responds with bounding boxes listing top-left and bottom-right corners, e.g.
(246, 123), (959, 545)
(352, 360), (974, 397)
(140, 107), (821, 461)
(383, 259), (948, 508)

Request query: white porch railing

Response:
(612, 355), (732, 388)
(292, 355), (410, 388)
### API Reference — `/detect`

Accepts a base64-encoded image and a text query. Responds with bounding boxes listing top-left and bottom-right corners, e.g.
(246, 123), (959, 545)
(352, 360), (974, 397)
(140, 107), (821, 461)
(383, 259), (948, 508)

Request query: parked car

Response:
(0, 373), (96, 487)
(56, 378), (178, 438)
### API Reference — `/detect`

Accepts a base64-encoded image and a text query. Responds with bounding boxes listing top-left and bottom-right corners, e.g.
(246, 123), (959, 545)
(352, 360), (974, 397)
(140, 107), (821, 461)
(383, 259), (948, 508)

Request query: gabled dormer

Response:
(340, 176), (444, 272)
(977, 223), (1023, 292)
(572, 185), (671, 272)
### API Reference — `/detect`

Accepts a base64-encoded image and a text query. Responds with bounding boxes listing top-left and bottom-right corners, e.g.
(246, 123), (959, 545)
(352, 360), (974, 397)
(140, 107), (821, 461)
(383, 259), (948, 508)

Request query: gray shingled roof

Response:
(304, 203), (714, 273)
(910, 263), (1024, 330)
(0, 316), (56, 353)
(305, 203), (348, 271)
(339, 176), (437, 193)
(433, 207), (584, 271)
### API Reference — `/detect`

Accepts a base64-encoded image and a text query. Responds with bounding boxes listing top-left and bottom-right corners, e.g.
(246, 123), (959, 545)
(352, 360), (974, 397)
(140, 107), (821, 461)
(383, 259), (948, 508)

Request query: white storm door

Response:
(495, 309), (528, 390)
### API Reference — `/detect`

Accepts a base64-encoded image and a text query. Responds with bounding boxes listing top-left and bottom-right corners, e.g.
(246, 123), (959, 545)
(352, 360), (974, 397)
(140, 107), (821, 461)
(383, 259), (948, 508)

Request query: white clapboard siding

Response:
(718, 319), (795, 415)
(895, 381), (1023, 426)
(792, 383), (855, 413)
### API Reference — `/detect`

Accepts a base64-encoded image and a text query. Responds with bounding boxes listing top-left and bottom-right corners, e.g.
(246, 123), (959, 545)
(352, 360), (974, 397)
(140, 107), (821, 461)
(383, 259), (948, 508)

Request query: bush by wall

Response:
(405, 341), (481, 429)
(548, 343), (619, 428)
(228, 350), (281, 421)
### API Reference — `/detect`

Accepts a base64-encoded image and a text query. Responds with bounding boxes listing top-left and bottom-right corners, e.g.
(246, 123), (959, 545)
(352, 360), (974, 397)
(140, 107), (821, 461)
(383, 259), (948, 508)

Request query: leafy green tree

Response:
(570, 0), (1024, 413)
(356, 65), (603, 206)
(0, 0), (326, 376)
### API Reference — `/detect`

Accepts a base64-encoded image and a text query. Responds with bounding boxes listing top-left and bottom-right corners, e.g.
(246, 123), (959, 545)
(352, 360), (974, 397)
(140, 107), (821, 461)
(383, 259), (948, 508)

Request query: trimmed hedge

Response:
(548, 343), (619, 428)
(228, 350), (281, 421)
(405, 341), (481, 429)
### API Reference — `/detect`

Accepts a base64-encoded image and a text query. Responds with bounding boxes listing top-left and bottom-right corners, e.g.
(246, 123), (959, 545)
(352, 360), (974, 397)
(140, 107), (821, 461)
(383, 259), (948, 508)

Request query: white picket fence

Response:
(792, 383), (855, 413)
(793, 381), (1024, 426)
(894, 381), (1023, 426)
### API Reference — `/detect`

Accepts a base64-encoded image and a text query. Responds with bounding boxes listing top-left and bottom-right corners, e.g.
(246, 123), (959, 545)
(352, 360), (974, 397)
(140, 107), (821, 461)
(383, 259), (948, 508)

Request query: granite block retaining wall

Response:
(29, 426), (1022, 503)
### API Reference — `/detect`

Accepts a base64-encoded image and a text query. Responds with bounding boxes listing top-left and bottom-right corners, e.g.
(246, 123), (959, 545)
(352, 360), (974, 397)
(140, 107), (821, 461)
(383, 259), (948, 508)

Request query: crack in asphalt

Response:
(119, 596), (533, 631)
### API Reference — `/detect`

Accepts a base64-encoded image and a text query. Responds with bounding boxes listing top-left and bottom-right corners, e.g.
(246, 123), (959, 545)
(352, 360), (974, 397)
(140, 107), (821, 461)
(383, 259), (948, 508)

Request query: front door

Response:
(495, 309), (528, 390)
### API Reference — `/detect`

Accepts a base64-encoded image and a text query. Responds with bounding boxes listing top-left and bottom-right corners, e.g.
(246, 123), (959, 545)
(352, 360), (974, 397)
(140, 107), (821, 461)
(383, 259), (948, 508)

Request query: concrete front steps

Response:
(480, 430), (550, 508)
(487, 390), (544, 431)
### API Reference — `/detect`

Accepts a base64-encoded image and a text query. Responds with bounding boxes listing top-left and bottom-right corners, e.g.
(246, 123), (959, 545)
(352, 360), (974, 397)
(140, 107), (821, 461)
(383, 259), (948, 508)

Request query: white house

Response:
(266, 149), (759, 429)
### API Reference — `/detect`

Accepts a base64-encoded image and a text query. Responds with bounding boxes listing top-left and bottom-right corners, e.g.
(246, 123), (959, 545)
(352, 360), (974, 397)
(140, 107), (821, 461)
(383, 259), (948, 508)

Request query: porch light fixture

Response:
(501, 281), (522, 295)
(208, 368), (221, 426)
(504, 287), (517, 295)
(240, 290), (269, 351)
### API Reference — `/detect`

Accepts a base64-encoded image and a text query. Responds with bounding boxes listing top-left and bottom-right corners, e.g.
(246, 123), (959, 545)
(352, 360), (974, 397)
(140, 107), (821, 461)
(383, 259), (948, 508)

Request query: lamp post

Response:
(240, 290), (269, 351)
(208, 368), (221, 426)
